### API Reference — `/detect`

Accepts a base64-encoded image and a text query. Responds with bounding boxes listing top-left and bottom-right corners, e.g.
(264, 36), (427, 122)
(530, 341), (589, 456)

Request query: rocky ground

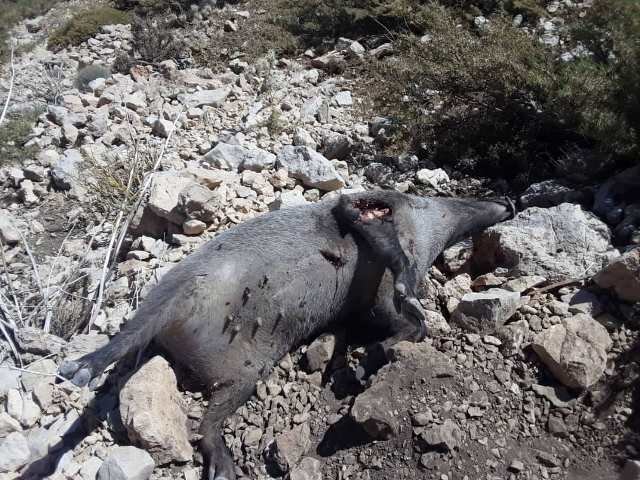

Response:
(1, 1), (640, 480)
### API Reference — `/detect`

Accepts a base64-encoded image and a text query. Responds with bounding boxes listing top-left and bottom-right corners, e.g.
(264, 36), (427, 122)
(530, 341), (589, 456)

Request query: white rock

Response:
(334, 91), (353, 107)
(51, 149), (83, 191)
(474, 204), (615, 282)
(146, 172), (195, 225)
(270, 190), (309, 210)
(181, 88), (230, 108)
(451, 288), (521, 333)
(416, 168), (449, 188)
(532, 314), (612, 389)
(98, 446), (155, 480)
(0, 412), (22, 437)
(0, 432), (30, 473)
(119, 356), (193, 464)
(203, 143), (276, 172)
(124, 90), (147, 111)
(183, 219), (207, 235)
(79, 457), (103, 480)
(305, 333), (336, 373)
(293, 128), (317, 149)
(594, 248), (640, 302)
(0, 211), (21, 245)
(276, 146), (345, 192)
(289, 457), (322, 480)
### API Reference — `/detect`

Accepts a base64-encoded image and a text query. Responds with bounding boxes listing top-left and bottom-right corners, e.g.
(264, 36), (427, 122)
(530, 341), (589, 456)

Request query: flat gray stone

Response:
(451, 288), (520, 333)
(97, 446), (155, 480)
(0, 432), (30, 473)
(180, 88), (230, 108)
(203, 143), (275, 172)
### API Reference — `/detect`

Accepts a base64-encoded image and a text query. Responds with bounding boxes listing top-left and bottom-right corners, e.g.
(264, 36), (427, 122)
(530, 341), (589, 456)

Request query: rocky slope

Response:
(0, 2), (639, 480)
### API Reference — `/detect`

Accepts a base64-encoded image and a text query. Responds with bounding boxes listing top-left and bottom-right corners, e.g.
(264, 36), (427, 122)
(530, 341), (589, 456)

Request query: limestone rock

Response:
(0, 211), (20, 245)
(451, 288), (520, 333)
(270, 423), (311, 473)
(594, 248), (640, 302)
(419, 419), (463, 452)
(0, 432), (31, 473)
(180, 88), (230, 108)
(119, 356), (193, 464)
(97, 446), (155, 480)
(474, 204), (614, 282)
(416, 168), (449, 189)
(424, 309), (451, 335)
(276, 146), (345, 192)
(288, 457), (322, 480)
(204, 143), (276, 172)
(270, 190), (309, 210)
(51, 149), (83, 191)
(14, 328), (66, 356)
(0, 411), (21, 437)
(532, 314), (612, 389)
(178, 183), (221, 223)
(305, 334), (336, 373)
(147, 172), (195, 225)
(79, 457), (103, 480)
(124, 90), (147, 111)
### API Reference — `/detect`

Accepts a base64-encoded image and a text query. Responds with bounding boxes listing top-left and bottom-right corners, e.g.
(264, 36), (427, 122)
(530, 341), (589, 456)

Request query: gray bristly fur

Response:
(58, 190), (514, 480)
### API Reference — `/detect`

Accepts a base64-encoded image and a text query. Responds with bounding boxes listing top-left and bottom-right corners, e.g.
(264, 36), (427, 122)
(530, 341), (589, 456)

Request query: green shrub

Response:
(356, 0), (639, 184)
(75, 64), (111, 92)
(1, 0), (60, 63)
(48, 7), (130, 52)
(115, 0), (196, 15)
(130, 13), (187, 64)
(0, 109), (41, 167)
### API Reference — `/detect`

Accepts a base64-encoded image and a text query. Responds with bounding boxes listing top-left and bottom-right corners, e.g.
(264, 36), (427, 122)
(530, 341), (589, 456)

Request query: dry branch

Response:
(0, 43), (15, 127)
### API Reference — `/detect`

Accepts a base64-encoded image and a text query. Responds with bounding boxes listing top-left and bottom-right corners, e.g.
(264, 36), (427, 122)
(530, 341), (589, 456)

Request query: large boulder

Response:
(473, 203), (615, 282)
(532, 314), (612, 389)
(276, 146), (345, 191)
(203, 143), (276, 172)
(594, 248), (640, 303)
(119, 356), (193, 464)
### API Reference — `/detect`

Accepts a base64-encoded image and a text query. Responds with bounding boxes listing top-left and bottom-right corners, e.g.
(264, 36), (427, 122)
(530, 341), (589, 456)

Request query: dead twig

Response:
(87, 111), (183, 331)
(17, 231), (47, 330)
(0, 43), (15, 127)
